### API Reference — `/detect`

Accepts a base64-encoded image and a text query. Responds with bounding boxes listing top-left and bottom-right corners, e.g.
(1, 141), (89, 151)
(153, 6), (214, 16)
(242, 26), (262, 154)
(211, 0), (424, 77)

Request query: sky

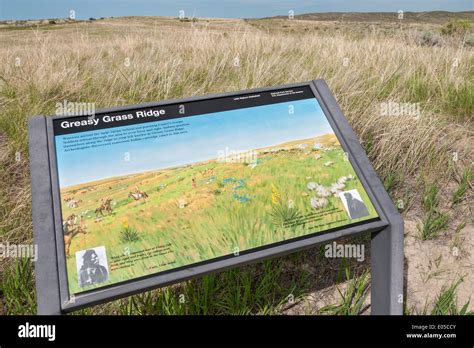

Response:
(55, 98), (333, 187)
(1, 0), (472, 20)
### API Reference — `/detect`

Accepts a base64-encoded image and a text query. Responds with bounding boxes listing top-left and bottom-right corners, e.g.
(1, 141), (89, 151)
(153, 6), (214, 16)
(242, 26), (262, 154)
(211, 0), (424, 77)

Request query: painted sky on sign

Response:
(55, 98), (333, 187)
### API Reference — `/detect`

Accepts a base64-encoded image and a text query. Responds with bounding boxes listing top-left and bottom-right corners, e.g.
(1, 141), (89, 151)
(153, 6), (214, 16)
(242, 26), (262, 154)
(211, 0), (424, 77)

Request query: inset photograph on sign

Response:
(53, 87), (379, 294)
(338, 189), (370, 220)
(75, 246), (109, 288)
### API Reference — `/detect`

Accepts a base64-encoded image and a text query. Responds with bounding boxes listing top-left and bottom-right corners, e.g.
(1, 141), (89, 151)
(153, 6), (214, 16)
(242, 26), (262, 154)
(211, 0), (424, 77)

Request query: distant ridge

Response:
(264, 11), (474, 24)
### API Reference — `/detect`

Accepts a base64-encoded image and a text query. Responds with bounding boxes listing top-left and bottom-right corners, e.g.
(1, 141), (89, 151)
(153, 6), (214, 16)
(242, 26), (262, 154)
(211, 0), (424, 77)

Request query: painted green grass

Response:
(62, 137), (378, 294)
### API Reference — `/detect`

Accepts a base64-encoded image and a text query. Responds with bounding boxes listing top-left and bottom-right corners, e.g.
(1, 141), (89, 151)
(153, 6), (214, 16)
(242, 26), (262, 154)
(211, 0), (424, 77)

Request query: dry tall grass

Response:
(1, 19), (472, 167)
(0, 17), (472, 314)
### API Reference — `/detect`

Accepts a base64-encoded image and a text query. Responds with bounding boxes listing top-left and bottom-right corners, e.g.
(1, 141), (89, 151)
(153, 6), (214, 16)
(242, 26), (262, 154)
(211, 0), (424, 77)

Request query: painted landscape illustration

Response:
(56, 99), (378, 294)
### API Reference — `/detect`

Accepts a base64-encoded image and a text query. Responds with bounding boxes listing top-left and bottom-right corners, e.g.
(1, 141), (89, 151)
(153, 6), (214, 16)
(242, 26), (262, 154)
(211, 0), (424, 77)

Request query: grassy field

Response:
(0, 13), (472, 315)
(61, 134), (377, 294)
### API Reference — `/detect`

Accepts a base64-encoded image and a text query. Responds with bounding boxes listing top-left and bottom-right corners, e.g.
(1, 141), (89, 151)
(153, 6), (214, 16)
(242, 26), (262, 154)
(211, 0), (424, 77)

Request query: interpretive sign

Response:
(28, 80), (404, 314)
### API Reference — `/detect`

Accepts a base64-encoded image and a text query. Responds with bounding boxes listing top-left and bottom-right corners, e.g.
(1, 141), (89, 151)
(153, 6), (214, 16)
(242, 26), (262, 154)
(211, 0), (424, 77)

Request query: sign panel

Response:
(51, 86), (379, 295)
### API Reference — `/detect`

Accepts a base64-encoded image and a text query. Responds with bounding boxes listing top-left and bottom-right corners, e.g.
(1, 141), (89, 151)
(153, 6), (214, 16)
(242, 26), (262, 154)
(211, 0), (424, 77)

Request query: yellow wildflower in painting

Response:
(122, 217), (129, 229)
(271, 184), (281, 205)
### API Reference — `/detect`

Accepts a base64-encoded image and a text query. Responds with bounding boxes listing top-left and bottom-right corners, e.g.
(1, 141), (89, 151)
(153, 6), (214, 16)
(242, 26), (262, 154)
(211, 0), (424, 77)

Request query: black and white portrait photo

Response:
(75, 246), (109, 288)
(338, 189), (370, 220)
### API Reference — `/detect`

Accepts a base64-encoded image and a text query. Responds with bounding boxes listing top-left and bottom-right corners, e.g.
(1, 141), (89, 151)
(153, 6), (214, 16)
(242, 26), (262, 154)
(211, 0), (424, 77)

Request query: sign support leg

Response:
(371, 221), (404, 315)
(29, 115), (62, 315)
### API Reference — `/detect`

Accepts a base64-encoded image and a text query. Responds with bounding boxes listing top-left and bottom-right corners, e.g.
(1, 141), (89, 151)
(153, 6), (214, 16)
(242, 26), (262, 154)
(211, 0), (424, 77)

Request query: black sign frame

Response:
(28, 79), (404, 314)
